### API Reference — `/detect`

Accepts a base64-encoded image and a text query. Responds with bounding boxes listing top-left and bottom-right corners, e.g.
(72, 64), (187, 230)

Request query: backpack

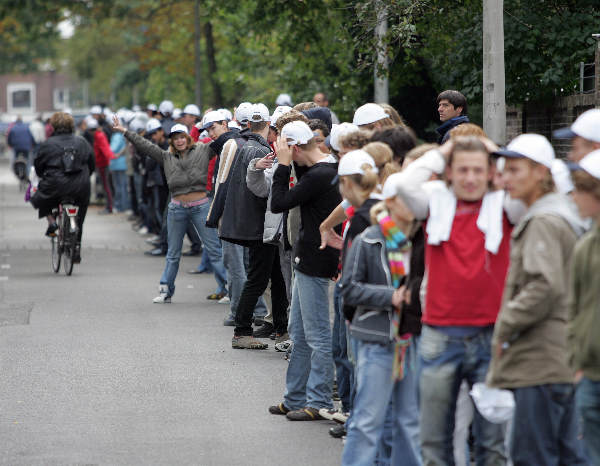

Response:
(62, 145), (82, 174)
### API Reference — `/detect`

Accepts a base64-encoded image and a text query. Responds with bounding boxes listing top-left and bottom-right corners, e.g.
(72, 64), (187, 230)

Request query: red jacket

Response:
(93, 130), (114, 168)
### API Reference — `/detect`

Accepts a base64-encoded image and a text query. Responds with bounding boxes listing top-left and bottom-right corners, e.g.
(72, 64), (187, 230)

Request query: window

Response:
(53, 88), (70, 110)
(7, 83), (36, 114)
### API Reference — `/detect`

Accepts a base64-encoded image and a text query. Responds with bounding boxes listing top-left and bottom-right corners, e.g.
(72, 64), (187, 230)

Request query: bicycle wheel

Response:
(62, 215), (75, 276)
(51, 234), (61, 273)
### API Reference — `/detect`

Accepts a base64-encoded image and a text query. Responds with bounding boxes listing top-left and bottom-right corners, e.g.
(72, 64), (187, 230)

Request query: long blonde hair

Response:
(362, 142), (398, 184)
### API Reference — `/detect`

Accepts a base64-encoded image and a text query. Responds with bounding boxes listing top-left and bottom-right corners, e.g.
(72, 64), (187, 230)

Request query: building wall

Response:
(0, 71), (69, 117)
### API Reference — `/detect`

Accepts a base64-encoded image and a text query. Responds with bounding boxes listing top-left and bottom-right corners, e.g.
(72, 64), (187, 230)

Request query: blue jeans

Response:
(160, 201), (227, 297)
(419, 325), (506, 466)
(577, 377), (600, 465)
(110, 170), (130, 212)
(511, 383), (586, 465)
(283, 270), (333, 410)
(332, 281), (353, 412)
(342, 339), (421, 466)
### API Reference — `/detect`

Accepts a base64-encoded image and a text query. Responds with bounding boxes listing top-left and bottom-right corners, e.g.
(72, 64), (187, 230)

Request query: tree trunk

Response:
(203, 21), (223, 108)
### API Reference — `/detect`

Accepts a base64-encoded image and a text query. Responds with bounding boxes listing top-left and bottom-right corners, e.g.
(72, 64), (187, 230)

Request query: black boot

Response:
(73, 243), (81, 264)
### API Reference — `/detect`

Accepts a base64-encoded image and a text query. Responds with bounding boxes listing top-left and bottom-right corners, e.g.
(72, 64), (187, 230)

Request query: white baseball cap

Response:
(132, 104), (141, 112)
(250, 103), (270, 123)
(554, 108), (600, 143)
(146, 118), (162, 134)
(494, 133), (555, 169)
(577, 149), (600, 180)
(147, 103), (158, 111)
(353, 103), (389, 126)
(270, 105), (293, 128)
(169, 123), (189, 136)
(218, 108), (233, 121)
(338, 150), (378, 176)
(183, 104), (200, 117)
(235, 102), (253, 124)
(90, 105), (102, 115)
(201, 110), (227, 130)
(275, 93), (293, 106)
(329, 122), (359, 152)
(84, 115), (98, 129)
(129, 118), (146, 133)
(228, 120), (241, 130)
(551, 159), (574, 194)
(172, 108), (182, 119)
(159, 100), (174, 115)
(281, 121), (314, 145)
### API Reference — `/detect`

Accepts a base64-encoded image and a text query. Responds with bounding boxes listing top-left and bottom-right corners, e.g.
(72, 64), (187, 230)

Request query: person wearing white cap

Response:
(487, 133), (587, 466)
(275, 93), (293, 107)
(329, 122), (359, 157)
(234, 101), (253, 127)
(553, 108), (600, 162)
(90, 104), (113, 139)
(146, 103), (158, 118)
(340, 161), (422, 466)
(181, 104), (201, 131)
(568, 149), (600, 465)
(111, 116), (228, 304)
(352, 103), (394, 130)
(267, 120), (342, 419)
(158, 100), (175, 134)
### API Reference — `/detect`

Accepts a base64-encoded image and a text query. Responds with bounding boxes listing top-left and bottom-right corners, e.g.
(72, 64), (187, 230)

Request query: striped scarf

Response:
(376, 208), (412, 380)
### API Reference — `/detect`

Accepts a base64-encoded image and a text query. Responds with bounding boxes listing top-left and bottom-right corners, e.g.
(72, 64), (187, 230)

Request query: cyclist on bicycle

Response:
(30, 112), (95, 263)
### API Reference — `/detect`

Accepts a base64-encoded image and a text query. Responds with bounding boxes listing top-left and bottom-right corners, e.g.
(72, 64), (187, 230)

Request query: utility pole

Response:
(374, 1), (389, 104)
(194, 0), (203, 111)
(483, 0), (506, 144)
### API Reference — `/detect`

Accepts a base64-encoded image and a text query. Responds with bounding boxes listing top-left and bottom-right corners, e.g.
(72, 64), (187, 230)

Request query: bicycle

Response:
(51, 200), (80, 276)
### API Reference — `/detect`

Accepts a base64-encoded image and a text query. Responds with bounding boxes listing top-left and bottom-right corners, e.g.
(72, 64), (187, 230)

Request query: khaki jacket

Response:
(487, 193), (583, 389)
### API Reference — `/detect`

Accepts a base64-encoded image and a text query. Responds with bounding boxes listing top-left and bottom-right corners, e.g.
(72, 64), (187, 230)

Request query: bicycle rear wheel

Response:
(51, 235), (61, 273)
(62, 215), (75, 276)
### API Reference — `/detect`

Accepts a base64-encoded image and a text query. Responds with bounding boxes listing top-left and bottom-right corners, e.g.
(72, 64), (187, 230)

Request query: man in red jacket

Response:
(86, 115), (114, 214)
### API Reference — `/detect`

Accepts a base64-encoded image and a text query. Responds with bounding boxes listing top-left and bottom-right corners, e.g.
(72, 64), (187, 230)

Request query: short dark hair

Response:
(250, 121), (268, 132)
(370, 126), (417, 165)
(308, 119), (330, 137)
(437, 90), (468, 115)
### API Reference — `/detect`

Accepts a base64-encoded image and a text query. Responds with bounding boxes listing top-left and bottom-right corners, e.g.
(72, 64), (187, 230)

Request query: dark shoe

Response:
(268, 402), (291, 415)
(286, 407), (324, 421)
(45, 222), (58, 237)
(144, 247), (166, 256)
(223, 315), (235, 326)
(182, 249), (201, 257)
(269, 332), (277, 340)
(253, 322), (274, 338)
(73, 244), (81, 264)
(329, 424), (346, 438)
(253, 316), (265, 327)
(232, 335), (268, 350)
(207, 292), (227, 301)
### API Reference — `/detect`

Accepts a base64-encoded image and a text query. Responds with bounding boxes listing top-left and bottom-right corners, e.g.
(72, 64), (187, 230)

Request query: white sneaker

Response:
(218, 296), (230, 304)
(275, 339), (292, 352)
(153, 284), (171, 303)
(138, 226), (149, 235)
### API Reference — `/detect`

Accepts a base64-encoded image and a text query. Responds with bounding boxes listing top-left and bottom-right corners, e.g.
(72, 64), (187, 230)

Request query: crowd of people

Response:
(20, 90), (600, 465)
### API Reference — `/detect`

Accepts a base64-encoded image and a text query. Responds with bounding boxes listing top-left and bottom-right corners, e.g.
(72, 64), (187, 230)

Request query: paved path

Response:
(0, 160), (343, 465)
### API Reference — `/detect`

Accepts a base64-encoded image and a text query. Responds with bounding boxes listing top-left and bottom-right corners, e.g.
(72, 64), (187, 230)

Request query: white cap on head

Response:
(554, 108), (600, 143)
(129, 118), (146, 133)
(551, 159), (574, 194)
(353, 103), (389, 126)
(578, 149), (600, 180)
(147, 103), (158, 111)
(338, 150), (378, 176)
(270, 106), (293, 128)
(235, 102), (253, 124)
(132, 104), (141, 112)
(172, 108), (182, 119)
(183, 104), (201, 117)
(159, 100), (174, 115)
(169, 123), (189, 136)
(103, 107), (113, 117)
(275, 93), (293, 107)
(90, 105), (102, 115)
(228, 120), (241, 130)
(85, 115), (98, 129)
(201, 110), (227, 130)
(281, 121), (314, 145)
(495, 133), (555, 169)
(249, 103), (270, 123)
(146, 118), (162, 134)
(218, 108), (233, 121)
(329, 122), (359, 152)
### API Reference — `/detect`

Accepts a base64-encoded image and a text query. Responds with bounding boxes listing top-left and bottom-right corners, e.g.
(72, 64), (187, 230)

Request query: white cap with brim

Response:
(338, 150), (378, 176)
(353, 103), (389, 126)
(159, 100), (174, 115)
(183, 104), (200, 117)
(147, 103), (158, 111)
(202, 110), (227, 130)
(172, 108), (182, 119)
(551, 159), (574, 194)
(169, 123), (189, 136)
(493, 133), (555, 169)
(329, 122), (359, 152)
(553, 108), (600, 143)
(275, 93), (293, 106)
(218, 108), (233, 121)
(85, 115), (98, 129)
(270, 106), (293, 128)
(90, 105), (102, 115)
(250, 103), (270, 123)
(235, 102), (253, 124)
(573, 149), (600, 180)
(281, 121), (314, 145)
(146, 118), (162, 134)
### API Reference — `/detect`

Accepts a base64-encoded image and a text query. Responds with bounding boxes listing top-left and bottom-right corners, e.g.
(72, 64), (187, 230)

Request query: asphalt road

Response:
(0, 159), (343, 466)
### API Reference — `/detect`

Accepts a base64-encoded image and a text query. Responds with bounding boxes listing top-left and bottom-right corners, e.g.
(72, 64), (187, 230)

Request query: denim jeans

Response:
(110, 170), (130, 212)
(342, 338), (421, 466)
(283, 270), (333, 410)
(332, 281), (353, 412)
(419, 325), (506, 466)
(160, 201), (227, 297)
(577, 377), (600, 465)
(221, 240), (266, 320)
(511, 383), (586, 465)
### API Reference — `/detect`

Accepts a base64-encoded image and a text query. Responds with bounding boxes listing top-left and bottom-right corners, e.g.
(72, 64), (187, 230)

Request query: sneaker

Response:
(286, 407), (323, 421)
(138, 226), (149, 235)
(223, 315), (235, 326)
(45, 222), (58, 237)
(231, 335), (268, 350)
(217, 296), (230, 304)
(269, 332), (276, 340)
(268, 402), (291, 415)
(275, 332), (289, 344)
(145, 235), (160, 244)
(332, 412), (349, 424)
(318, 408), (338, 421)
(152, 284), (171, 303)
(253, 316), (265, 327)
(275, 339), (292, 352)
(253, 322), (274, 338)
(329, 424), (346, 438)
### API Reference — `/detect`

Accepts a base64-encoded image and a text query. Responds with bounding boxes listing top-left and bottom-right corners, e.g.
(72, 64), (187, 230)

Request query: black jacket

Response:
(436, 115), (470, 143)
(219, 132), (271, 245)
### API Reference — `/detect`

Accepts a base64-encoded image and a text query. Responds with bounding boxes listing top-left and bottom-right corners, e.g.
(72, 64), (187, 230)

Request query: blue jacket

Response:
(109, 132), (127, 171)
(7, 121), (35, 151)
(436, 115), (470, 143)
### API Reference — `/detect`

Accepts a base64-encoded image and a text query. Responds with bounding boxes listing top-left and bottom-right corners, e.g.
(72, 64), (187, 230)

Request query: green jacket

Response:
(568, 223), (600, 381)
